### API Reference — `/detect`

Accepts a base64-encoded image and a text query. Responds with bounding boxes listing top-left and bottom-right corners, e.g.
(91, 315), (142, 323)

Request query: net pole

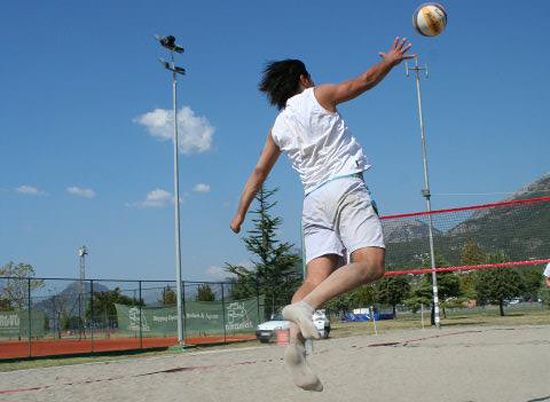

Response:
(407, 57), (441, 328)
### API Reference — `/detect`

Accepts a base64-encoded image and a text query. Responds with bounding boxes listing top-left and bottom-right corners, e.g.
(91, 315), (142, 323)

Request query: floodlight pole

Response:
(171, 52), (185, 346)
(157, 35), (186, 345)
(406, 57), (441, 328)
(78, 245), (88, 338)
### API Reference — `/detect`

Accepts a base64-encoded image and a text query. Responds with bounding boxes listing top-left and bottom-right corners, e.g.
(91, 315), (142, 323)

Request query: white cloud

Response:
(66, 186), (96, 199)
(140, 188), (173, 208)
(16, 185), (46, 196)
(135, 106), (214, 155)
(193, 183), (211, 193)
(127, 188), (181, 208)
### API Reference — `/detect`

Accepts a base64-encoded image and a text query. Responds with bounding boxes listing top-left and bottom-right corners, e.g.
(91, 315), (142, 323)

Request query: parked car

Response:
(255, 310), (330, 343)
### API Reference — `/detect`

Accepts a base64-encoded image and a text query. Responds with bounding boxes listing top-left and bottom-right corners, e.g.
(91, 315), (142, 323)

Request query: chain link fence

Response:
(0, 277), (264, 360)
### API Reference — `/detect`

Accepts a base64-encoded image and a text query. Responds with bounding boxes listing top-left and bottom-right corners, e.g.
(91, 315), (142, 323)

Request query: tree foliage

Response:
(197, 284), (216, 302)
(86, 287), (143, 326)
(225, 186), (301, 318)
(376, 276), (410, 317)
(0, 262), (44, 310)
(159, 286), (177, 306)
(474, 253), (524, 316)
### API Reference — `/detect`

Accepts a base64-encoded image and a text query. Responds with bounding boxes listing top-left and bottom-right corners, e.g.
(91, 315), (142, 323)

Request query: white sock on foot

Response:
(284, 340), (323, 392)
(282, 302), (320, 340)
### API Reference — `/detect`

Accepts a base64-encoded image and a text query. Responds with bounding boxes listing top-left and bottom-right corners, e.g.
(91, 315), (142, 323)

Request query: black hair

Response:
(258, 59), (309, 110)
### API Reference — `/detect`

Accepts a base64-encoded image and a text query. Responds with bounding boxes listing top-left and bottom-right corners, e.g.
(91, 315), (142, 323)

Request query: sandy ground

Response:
(1, 325), (549, 402)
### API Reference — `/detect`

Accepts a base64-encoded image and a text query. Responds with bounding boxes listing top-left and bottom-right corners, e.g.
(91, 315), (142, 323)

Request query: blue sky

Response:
(1, 0), (548, 282)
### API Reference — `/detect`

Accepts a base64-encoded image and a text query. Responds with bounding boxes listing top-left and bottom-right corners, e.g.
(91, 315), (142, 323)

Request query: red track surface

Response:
(0, 335), (256, 360)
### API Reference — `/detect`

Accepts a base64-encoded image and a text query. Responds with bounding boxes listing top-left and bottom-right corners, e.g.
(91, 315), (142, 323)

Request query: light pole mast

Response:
(78, 245), (88, 337)
(156, 34), (186, 345)
(406, 57), (441, 328)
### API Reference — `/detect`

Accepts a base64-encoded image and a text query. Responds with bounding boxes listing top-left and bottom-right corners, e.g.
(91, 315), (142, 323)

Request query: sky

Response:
(1, 0), (548, 282)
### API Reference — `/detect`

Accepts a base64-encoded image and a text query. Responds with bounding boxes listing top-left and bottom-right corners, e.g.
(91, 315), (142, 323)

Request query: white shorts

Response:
(302, 175), (385, 265)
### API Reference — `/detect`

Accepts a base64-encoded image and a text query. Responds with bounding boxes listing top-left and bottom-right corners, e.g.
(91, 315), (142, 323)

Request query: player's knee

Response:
(370, 260), (385, 281)
(356, 259), (385, 283)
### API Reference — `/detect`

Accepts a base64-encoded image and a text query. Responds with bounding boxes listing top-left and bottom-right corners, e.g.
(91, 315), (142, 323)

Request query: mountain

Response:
(33, 281), (109, 316)
(385, 174), (550, 269)
(506, 173), (550, 200)
(383, 219), (442, 243)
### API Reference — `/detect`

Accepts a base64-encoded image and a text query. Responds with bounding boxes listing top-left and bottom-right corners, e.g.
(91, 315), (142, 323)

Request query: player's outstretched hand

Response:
(379, 37), (416, 66)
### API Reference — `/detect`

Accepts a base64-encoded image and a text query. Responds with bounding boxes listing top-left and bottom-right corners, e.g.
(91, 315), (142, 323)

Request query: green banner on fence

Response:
(0, 310), (46, 337)
(115, 296), (263, 336)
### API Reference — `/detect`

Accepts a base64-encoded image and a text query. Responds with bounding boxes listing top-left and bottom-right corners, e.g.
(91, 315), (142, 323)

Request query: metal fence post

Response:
(27, 278), (32, 358)
(221, 283), (226, 344)
(90, 280), (94, 352)
(181, 280), (186, 343)
(255, 278), (260, 322)
(138, 280), (143, 350)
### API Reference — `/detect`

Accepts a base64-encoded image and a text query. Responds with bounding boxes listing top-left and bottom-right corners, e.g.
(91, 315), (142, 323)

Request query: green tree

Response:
(350, 285), (377, 308)
(459, 240), (487, 299)
(225, 186), (302, 318)
(538, 287), (550, 308)
(159, 286), (177, 306)
(0, 262), (44, 310)
(413, 252), (461, 323)
(324, 292), (354, 317)
(403, 277), (432, 314)
(474, 253), (524, 316)
(86, 287), (143, 327)
(197, 284), (216, 302)
(376, 276), (410, 317)
(520, 268), (543, 301)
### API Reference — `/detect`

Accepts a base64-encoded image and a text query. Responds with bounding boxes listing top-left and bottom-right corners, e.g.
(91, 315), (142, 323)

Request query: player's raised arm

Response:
(230, 131), (281, 234)
(315, 37), (415, 111)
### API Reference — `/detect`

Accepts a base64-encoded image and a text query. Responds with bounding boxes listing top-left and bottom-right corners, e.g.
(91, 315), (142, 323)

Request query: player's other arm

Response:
(315, 37), (415, 111)
(230, 131), (281, 233)
(545, 276), (550, 288)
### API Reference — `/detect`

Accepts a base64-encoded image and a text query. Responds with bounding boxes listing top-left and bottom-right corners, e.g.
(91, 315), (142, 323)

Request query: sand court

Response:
(1, 324), (549, 402)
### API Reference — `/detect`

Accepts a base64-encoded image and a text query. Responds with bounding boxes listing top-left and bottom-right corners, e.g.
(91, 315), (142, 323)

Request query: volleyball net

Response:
(380, 196), (550, 275)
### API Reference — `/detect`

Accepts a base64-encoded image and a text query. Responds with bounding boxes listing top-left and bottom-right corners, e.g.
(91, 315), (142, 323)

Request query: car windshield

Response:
(270, 313), (284, 321)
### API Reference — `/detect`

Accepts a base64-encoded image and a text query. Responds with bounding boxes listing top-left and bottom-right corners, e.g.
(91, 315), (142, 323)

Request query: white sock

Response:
(284, 340), (323, 392)
(282, 302), (320, 340)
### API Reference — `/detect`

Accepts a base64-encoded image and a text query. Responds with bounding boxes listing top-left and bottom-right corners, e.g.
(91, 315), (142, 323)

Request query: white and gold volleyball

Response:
(413, 3), (447, 37)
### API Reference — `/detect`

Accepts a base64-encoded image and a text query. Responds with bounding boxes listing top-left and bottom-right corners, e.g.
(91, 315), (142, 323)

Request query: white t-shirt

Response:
(544, 263), (550, 278)
(271, 87), (370, 195)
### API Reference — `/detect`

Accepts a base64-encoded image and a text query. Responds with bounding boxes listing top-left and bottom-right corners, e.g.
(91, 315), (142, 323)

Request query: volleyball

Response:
(413, 3), (447, 37)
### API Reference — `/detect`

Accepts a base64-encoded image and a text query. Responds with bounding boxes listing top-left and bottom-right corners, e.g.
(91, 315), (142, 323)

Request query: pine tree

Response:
(159, 286), (177, 306)
(225, 185), (302, 318)
(196, 284), (216, 302)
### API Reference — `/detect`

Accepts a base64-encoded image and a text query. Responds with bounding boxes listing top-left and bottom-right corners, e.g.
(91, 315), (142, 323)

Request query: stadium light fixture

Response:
(155, 34), (184, 54)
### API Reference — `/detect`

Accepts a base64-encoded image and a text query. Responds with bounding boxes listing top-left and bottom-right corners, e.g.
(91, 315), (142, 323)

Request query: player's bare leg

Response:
(284, 256), (336, 391)
(283, 247), (385, 339)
